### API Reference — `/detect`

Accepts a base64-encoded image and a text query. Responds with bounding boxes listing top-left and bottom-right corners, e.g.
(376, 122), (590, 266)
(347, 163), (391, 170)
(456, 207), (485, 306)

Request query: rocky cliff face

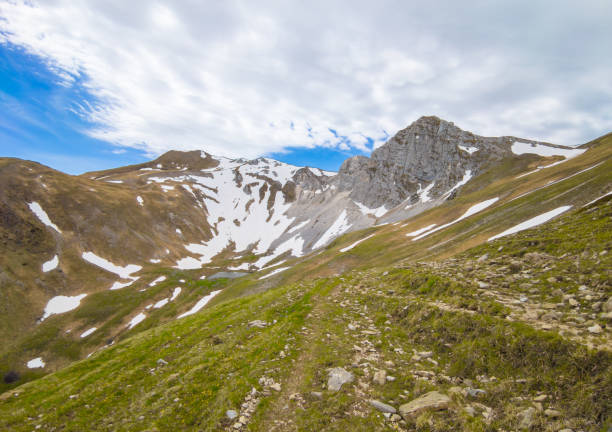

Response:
(333, 116), (542, 208)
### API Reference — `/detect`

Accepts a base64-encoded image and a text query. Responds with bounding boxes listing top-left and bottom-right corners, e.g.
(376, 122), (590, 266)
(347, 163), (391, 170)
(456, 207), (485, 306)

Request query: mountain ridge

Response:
(0, 116), (609, 404)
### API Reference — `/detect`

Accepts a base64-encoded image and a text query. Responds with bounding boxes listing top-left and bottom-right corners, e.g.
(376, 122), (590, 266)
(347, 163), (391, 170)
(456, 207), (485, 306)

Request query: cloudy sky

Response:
(0, 1), (611, 173)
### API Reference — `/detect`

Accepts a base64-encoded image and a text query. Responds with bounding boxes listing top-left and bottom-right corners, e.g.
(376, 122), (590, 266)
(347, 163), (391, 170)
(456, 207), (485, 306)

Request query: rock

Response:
(518, 407), (536, 429)
(587, 324), (603, 334)
(533, 394), (547, 402)
(156, 358), (168, 366)
(226, 410), (238, 420)
(568, 298), (578, 307)
(327, 367), (354, 391)
(373, 370), (387, 385)
(311, 391), (323, 399)
(544, 408), (561, 418)
(603, 297), (612, 313)
(368, 399), (397, 414)
(348, 323), (357, 331)
(477, 281), (490, 289)
(398, 391), (451, 419)
(477, 254), (489, 263)
(558, 429), (573, 432)
(465, 388), (486, 398)
(247, 320), (268, 328)
(270, 383), (281, 392)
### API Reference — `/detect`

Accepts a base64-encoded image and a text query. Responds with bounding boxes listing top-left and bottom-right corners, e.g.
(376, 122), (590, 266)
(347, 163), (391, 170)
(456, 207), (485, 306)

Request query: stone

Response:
(270, 383), (281, 392)
(558, 429), (573, 432)
(518, 407), (536, 429)
(398, 391), (451, 419)
(373, 370), (387, 385)
(311, 391), (323, 399)
(368, 399), (397, 414)
(226, 410), (238, 420)
(477, 254), (489, 263)
(156, 358), (168, 366)
(465, 387), (486, 398)
(248, 320), (268, 328)
(603, 298), (612, 313)
(544, 408), (561, 418)
(533, 394), (547, 402)
(327, 368), (354, 391)
(587, 324), (603, 334)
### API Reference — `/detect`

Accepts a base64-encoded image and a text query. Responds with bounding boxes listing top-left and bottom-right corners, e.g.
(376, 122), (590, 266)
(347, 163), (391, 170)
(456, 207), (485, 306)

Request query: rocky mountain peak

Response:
(334, 116), (530, 209)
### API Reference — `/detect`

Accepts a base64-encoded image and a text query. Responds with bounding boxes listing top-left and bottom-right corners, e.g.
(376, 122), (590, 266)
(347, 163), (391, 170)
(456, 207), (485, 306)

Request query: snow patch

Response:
(288, 219), (310, 234)
(458, 145), (479, 154)
(136, 196), (144, 206)
(259, 266), (290, 280)
(149, 276), (166, 287)
(412, 197), (499, 241)
(340, 234), (375, 253)
(28, 202), (62, 233)
(82, 252), (142, 279)
(175, 256), (203, 270)
(41, 294), (87, 321)
(27, 357), (45, 369)
(442, 170), (472, 198)
(488, 206), (572, 241)
(127, 313), (146, 329)
(511, 141), (585, 159)
(109, 278), (138, 290)
(150, 258), (161, 264)
(177, 290), (222, 319)
(354, 202), (387, 218)
(405, 224), (437, 237)
(42, 255), (59, 272)
(170, 287), (182, 301)
(583, 191), (612, 207)
(313, 210), (351, 249)
(418, 182), (435, 203)
(153, 298), (169, 309)
(80, 327), (97, 338)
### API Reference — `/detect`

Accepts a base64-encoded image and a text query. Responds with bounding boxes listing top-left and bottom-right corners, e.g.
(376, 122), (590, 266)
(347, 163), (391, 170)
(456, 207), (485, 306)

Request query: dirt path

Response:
(258, 279), (346, 431)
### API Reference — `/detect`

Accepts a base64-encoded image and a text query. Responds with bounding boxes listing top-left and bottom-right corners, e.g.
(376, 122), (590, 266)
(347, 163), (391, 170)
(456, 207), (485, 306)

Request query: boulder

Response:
(327, 368), (354, 392)
(399, 391), (451, 419)
(368, 399), (397, 414)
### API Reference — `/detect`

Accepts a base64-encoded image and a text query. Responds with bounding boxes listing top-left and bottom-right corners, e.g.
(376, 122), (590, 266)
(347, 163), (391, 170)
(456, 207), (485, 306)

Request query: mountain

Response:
(0, 117), (610, 430)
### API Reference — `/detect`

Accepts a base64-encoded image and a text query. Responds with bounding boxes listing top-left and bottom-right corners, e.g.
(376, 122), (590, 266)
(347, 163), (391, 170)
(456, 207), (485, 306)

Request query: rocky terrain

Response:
(0, 194), (609, 431)
(0, 117), (610, 431)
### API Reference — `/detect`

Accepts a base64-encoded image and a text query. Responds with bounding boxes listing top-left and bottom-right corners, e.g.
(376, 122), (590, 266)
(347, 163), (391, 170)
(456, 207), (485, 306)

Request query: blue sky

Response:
(0, 1), (610, 174)
(0, 44), (150, 173)
(0, 43), (369, 173)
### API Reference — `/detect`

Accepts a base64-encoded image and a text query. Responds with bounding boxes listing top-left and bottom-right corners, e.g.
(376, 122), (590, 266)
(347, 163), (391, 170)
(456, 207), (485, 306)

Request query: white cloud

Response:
(0, 0), (610, 160)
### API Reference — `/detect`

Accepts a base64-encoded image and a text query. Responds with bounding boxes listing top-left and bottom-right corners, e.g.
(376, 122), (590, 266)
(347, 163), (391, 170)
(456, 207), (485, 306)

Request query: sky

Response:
(0, 1), (611, 174)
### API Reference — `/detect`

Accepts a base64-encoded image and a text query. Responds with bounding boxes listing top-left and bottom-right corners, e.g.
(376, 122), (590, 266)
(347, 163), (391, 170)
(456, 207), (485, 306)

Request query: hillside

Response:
(0, 118), (610, 431)
(0, 188), (609, 431)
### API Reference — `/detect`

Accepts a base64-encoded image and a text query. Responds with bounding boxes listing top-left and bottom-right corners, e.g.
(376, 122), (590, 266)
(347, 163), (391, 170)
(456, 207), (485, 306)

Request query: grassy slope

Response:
(0, 185), (610, 431)
(1, 133), (610, 398)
